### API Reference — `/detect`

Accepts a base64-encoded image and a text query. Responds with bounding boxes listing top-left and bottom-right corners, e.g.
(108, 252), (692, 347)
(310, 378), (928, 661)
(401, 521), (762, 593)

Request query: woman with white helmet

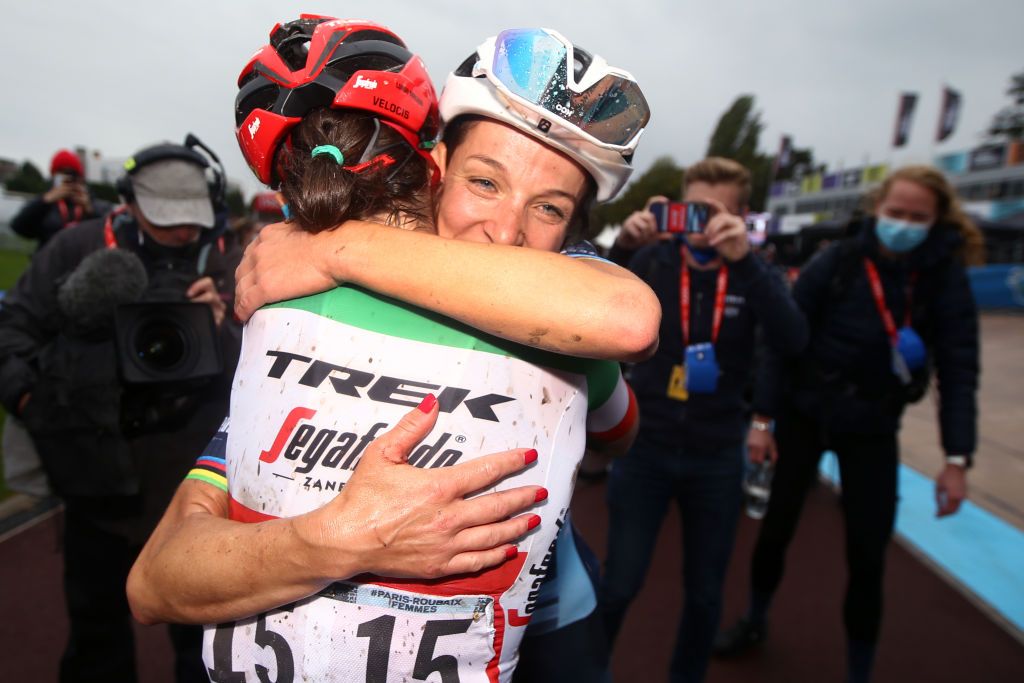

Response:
(234, 28), (654, 361)
(132, 21), (650, 683)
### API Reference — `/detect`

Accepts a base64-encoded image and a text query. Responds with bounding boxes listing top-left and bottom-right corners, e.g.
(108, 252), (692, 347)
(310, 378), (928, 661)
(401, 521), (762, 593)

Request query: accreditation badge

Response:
(896, 326), (926, 371)
(667, 364), (689, 401)
(684, 343), (719, 394)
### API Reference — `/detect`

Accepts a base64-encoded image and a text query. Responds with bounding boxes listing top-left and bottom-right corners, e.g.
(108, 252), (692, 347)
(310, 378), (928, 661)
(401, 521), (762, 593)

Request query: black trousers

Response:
(59, 502), (206, 683)
(749, 407), (898, 643)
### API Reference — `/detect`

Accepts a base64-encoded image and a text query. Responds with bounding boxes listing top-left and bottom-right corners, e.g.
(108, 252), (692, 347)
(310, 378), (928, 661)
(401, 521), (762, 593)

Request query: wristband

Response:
(751, 419), (774, 433)
(945, 454), (969, 469)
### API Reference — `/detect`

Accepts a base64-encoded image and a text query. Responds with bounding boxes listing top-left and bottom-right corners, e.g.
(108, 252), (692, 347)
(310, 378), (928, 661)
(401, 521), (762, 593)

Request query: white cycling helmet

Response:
(439, 28), (651, 202)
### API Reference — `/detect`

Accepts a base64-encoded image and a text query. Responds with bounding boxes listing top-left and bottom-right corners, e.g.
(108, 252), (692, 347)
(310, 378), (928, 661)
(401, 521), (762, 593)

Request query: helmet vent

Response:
(325, 54), (404, 83)
(236, 79), (280, 126)
(454, 53), (479, 78)
(342, 30), (405, 47)
(270, 17), (326, 71)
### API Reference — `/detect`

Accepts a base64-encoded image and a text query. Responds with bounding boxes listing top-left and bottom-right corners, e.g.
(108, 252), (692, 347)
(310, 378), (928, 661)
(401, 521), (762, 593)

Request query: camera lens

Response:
(134, 320), (187, 370)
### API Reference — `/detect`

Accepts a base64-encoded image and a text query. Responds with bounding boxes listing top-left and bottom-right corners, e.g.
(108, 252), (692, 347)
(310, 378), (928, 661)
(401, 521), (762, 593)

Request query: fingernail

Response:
(417, 394), (437, 414)
(505, 546), (519, 560)
(524, 449), (538, 465)
(534, 487), (548, 503)
(527, 514), (541, 530)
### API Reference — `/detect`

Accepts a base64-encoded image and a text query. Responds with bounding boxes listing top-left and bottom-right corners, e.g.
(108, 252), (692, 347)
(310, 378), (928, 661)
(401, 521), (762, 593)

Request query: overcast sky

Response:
(4, 0), (1022, 198)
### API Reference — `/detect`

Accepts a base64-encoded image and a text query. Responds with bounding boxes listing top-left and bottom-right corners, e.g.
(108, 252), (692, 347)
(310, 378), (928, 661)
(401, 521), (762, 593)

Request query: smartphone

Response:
(650, 201), (712, 234)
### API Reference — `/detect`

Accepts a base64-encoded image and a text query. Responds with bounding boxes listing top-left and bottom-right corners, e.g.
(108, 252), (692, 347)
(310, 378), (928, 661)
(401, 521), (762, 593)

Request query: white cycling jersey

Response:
(197, 285), (634, 683)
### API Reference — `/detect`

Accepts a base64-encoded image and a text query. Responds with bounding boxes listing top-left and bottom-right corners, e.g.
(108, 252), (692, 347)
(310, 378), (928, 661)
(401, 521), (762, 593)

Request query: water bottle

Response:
(743, 461), (774, 520)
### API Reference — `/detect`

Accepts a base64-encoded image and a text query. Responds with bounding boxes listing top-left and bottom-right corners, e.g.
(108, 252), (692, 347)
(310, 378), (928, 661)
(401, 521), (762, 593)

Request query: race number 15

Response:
(209, 613), (474, 683)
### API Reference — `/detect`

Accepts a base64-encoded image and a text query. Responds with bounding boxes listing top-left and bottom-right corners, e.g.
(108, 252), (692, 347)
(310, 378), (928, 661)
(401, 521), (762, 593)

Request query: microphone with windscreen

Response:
(57, 249), (149, 334)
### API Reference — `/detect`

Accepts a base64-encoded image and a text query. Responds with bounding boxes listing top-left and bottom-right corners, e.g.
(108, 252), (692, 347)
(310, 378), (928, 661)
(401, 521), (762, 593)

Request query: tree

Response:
(706, 95), (773, 210)
(707, 95), (764, 167)
(4, 161), (47, 195)
(988, 69), (1024, 141)
(225, 186), (246, 217)
(87, 182), (119, 204)
(589, 156), (685, 232)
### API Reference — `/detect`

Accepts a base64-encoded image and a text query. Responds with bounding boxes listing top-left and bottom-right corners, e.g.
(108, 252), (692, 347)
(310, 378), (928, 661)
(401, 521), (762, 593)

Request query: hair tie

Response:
(311, 145), (344, 164)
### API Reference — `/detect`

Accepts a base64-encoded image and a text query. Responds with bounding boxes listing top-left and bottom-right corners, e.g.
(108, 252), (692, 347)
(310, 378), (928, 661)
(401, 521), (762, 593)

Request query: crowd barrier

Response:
(967, 264), (1024, 309)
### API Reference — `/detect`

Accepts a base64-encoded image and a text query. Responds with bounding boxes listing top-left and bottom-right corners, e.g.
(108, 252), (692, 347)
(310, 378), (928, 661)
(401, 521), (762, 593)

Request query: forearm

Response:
(933, 266), (980, 457)
(607, 241), (639, 268)
(587, 418), (639, 459)
(0, 302), (54, 411)
(752, 342), (786, 418)
(128, 481), (350, 625)
(10, 198), (50, 237)
(329, 223), (659, 361)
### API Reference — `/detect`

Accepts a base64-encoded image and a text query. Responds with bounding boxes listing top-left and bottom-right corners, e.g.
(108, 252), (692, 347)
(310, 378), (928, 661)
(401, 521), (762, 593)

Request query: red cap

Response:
(50, 149), (84, 177)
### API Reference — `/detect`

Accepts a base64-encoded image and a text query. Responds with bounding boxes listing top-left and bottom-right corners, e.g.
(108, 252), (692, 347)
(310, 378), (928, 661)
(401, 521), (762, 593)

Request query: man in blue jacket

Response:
(600, 157), (809, 682)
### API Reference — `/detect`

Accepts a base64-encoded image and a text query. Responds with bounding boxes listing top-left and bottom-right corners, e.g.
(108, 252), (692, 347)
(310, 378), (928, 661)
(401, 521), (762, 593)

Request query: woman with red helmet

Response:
(131, 18), (652, 683)
(230, 15), (655, 360)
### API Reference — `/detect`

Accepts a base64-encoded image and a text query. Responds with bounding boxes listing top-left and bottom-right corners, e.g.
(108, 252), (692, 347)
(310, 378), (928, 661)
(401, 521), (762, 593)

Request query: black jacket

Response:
(0, 213), (242, 540)
(618, 242), (808, 451)
(11, 193), (113, 249)
(754, 218), (979, 457)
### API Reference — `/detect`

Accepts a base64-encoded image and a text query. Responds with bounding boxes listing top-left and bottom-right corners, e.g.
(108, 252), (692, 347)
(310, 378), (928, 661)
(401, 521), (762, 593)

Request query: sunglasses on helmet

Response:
(476, 28), (650, 149)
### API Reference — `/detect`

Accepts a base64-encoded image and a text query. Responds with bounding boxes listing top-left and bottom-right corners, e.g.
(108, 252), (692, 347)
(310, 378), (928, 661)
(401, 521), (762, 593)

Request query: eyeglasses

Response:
(480, 28), (650, 149)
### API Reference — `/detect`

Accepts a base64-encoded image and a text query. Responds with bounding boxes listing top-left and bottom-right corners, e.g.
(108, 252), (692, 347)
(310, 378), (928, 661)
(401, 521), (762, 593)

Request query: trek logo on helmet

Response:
(248, 117), (261, 140)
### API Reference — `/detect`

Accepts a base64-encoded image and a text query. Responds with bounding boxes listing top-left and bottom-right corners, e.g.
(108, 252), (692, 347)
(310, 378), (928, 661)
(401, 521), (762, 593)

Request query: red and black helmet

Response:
(235, 15), (440, 187)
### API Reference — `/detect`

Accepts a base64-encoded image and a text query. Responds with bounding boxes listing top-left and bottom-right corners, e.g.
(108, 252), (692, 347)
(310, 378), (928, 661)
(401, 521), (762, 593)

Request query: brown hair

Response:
(868, 165), (985, 266)
(683, 157), (752, 208)
(442, 115), (598, 244)
(277, 109), (432, 233)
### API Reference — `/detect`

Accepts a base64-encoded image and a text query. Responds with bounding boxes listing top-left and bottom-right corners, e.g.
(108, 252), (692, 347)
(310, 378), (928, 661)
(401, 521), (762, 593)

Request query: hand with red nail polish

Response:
(303, 400), (546, 581)
(130, 398), (546, 624)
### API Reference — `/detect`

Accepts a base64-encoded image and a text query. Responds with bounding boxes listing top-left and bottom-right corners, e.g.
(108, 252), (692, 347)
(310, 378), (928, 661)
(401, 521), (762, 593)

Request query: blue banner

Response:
(967, 264), (1024, 309)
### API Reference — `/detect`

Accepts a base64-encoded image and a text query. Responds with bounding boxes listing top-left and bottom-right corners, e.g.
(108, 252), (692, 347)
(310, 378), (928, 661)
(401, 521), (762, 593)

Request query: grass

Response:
(0, 249), (29, 291)
(0, 248), (31, 502)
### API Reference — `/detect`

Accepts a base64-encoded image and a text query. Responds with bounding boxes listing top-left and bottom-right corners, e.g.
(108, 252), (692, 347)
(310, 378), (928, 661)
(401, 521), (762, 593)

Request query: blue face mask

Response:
(875, 216), (930, 253)
(683, 235), (719, 265)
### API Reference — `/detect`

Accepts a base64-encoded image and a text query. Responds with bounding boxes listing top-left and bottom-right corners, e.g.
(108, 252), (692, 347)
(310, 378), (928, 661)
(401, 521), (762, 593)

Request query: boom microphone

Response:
(57, 248), (149, 333)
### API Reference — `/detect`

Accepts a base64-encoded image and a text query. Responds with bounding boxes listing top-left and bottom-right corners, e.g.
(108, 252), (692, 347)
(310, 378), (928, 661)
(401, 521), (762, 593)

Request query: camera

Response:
(114, 260), (223, 386)
(115, 303), (223, 384)
(651, 201), (713, 234)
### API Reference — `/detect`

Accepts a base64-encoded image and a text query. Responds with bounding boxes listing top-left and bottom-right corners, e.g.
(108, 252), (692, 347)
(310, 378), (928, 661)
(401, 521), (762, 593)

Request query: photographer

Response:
(599, 157), (807, 682)
(11, 149), (113, 250)
(0, 138), (241, 683)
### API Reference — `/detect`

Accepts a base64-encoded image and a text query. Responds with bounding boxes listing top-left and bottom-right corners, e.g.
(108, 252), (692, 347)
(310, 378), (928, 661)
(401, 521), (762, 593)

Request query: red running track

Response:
(1, 481), (1022, 682)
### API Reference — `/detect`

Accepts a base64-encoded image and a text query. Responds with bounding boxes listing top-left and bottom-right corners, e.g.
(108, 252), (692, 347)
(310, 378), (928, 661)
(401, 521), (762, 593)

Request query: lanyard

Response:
(679, 246), (729, 347)
(102, 206), (130, 248)
(57, 199), (83, 227)
(863, 258), (915, 345)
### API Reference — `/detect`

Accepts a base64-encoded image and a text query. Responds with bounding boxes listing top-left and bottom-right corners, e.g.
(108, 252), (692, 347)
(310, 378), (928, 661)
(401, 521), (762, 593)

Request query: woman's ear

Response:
(430, 142), (448, 182)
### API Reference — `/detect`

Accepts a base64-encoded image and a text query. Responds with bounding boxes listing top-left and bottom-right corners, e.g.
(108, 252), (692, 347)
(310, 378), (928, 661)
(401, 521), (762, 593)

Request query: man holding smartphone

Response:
(601, 157), (808, 682)
(11, 149), (112, 250)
